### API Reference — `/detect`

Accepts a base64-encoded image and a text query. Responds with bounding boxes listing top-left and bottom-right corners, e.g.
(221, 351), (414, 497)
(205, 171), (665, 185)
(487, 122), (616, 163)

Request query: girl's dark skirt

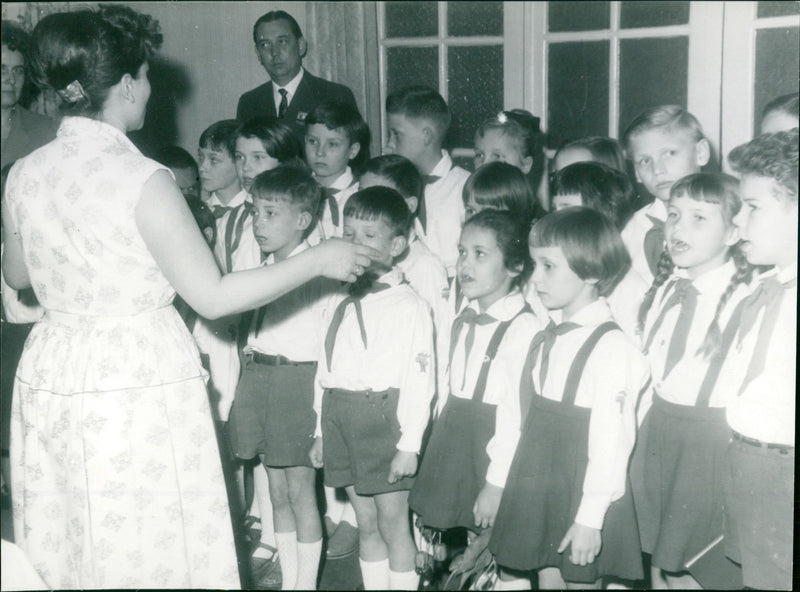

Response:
(409, 396), (496, 531)
(629, 394), (730, 572)
(322, 387), (413, 495)
(227, 359), (316, 467)
(489, 394), (643, 582)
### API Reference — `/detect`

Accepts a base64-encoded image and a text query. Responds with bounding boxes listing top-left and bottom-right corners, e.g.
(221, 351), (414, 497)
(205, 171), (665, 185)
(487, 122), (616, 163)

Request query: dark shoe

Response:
(326, 520), (359, 559)
(251, 547), (281, 590)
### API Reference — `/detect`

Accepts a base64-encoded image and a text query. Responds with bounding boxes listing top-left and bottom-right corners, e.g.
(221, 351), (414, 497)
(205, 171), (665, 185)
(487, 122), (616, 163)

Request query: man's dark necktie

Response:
(323, 281), (391, 371)
(643, 215), (665, 276)
(277, 88), (289, 118)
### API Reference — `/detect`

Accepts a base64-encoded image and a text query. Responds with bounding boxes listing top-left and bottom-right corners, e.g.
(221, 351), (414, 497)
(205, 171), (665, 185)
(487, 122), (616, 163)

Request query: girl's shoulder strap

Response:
(562, 321), (620, 406)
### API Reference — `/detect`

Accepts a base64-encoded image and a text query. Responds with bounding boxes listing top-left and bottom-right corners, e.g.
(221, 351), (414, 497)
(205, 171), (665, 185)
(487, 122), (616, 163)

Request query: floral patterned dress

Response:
(5, 117), (240, 589)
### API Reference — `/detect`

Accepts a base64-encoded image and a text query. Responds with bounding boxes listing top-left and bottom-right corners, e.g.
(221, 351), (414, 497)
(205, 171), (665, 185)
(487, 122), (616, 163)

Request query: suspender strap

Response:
(471, 304), (532, 403)
(222, 209), (239, 273)
(229, 205), (251, 257)
(642, 279), (681, 353)
(562, 321), (620, 406)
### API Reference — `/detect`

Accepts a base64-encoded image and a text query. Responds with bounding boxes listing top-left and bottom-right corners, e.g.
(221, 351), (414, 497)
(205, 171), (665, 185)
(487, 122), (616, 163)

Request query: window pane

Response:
(448, 45), (504, 148)
(386, 47), (439, 97)
(619, 37), (688, 137)
(620, 1), (690, 28)
(758, 1), (800, 18)
(548, 2), (610, 32)
(448, 1), (503, 37)
(754, 27), (800, 132)
(385, 1), (438, 38)
(547, 41), (609, 146)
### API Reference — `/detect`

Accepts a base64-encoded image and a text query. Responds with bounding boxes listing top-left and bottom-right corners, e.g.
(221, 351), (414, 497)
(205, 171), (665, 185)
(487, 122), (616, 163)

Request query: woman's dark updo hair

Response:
(28, 4), (162, 116)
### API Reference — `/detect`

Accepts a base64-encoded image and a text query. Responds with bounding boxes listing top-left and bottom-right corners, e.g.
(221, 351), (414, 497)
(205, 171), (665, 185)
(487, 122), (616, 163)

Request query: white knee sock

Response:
(494, 575), (531, 590)
(275, 531), (298, 590)
(389, 568), (420, 590)
(295, 538), (322, 590)
(255, 464), (276, 548)
(324, 485), (346, 524)
(359, 557), (390, 590)
(340, 498), (358, 526)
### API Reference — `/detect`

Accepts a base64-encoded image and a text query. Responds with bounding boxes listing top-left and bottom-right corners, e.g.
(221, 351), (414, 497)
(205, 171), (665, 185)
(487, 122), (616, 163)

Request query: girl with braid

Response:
(630, 173), (754, 589)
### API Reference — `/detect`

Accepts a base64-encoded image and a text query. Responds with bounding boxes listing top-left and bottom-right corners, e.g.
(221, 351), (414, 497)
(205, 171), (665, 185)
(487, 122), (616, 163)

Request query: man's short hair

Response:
(386, 86), (451, 138)
(252, 10), (303, 43)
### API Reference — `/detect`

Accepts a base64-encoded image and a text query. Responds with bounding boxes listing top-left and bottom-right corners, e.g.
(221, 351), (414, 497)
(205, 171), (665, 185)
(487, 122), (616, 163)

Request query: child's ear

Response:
(695, 138), (711, 167)
(296, 211), (313, 232)
(422, 126), (434, 147)
(298, 36), (308, 59)
(520, 155), (534, 174)
(505, 261), (524, 280)
(390, 234), (408, 258)
(347, 142), (361, 161)
(405, 196), (419, 214)
(724, 224), (739, 247)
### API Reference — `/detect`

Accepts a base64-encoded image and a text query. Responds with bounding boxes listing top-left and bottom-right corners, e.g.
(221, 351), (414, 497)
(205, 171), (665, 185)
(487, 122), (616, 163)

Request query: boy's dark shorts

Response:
(228, 355), (316, 467)
(322, 387), (415, 495)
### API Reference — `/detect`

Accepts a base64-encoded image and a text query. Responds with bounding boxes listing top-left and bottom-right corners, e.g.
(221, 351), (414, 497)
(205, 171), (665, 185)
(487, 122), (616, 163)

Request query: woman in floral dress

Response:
(0, 6), (374, 589)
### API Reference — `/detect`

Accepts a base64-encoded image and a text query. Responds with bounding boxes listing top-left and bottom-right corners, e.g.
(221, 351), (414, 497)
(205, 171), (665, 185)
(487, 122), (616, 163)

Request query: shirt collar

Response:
(564, 298), (614, 326)
(673, 258), (737, 296)
(273, 68), (304, 101)
(376, 266), (405, 287)
(429, 150), (454, 178)
(644, 198), (668, 222)
(321, 167), (355, 191)
(265, 240), (310, 265)
(466, 288), (527, 321)
(761, 261), (798, 286)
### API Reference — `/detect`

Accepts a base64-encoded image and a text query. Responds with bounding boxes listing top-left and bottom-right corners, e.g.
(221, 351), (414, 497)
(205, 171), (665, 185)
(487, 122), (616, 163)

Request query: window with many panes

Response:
(378, 1), (517, 171)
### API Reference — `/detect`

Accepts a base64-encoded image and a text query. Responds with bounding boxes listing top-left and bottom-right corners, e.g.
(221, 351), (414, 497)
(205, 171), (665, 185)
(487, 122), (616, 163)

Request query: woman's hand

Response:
(309, 437), (324, 468)
(472, 483), (503, 529)
(311, 238), (380, 283)
(557, 522), (601, 566)
(388, 450), (418, 483)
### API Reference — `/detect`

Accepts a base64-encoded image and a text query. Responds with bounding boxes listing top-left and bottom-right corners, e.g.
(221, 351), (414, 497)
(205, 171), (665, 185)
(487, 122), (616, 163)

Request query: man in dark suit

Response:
(236, 10), (359, 140)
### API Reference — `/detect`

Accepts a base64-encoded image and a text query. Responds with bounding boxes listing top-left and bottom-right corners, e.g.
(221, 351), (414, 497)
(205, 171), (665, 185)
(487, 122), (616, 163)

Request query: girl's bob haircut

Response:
(529, 207), (630, 297)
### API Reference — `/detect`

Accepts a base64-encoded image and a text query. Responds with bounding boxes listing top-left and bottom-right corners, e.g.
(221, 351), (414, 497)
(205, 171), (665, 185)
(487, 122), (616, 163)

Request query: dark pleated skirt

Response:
(489, 394), (643, 582)
(409, 396), (496, 531)
(629, 394), (731, 572)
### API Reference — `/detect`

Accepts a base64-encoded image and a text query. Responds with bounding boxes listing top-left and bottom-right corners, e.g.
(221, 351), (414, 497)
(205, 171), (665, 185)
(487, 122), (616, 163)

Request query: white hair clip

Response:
(496, 111), (508, 124)
(56, 80), (88, 104)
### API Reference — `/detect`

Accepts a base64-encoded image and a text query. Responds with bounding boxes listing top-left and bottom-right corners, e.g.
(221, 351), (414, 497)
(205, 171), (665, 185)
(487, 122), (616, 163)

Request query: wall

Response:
(129, 1), (308, 156)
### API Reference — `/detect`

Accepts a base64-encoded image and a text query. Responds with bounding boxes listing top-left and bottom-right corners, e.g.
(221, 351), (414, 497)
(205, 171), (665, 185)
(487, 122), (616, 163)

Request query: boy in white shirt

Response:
(227, 166), (335, 590)
(385, 86), (470, 277)
(621, 105), (710, 285)
(310, 186), (435, 590)
(304, 101), (369, 244)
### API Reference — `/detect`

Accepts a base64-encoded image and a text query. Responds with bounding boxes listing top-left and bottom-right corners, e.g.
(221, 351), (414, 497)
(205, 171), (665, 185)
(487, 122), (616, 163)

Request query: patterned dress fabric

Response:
(4, 117), (240, 589)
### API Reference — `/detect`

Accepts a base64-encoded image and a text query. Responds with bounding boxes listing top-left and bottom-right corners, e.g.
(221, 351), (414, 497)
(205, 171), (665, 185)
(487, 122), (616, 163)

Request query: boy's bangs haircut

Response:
(361, 155), (422, 201)
(464, 209), (533, 287)
(343, 186), (412, 237)
(530, 207), (630, 297)
(305, 101), (370, 148)
(669, 172), (741, 223)
(385, 86), (450, 136)
(250, 164), (322, 219)
(622, 104), (705, 150)
(199, 119), (240, 156)
(728, 128), (799, 201)
(463, 161), (536, 222)
(551, 161), (635, 230)
(237, 116), (302, 162)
